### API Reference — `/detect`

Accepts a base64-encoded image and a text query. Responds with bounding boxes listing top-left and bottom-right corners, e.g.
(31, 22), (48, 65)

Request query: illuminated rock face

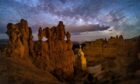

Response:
(6, 19), (31, 58)
(6, 19), (75, 79)
(33, 21), (75, 78)
(75, 45), (87, 71)
(78, 45), (87, 71)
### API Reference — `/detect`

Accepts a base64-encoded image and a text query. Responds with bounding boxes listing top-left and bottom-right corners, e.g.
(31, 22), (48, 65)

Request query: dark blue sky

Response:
(0, 0), (140, 42)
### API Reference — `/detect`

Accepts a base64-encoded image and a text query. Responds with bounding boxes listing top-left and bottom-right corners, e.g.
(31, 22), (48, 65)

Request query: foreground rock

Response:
(0, 56), (60, 84)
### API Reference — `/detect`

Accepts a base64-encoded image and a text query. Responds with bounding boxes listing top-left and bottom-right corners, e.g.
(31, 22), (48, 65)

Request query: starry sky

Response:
(0, 0), (140, 42)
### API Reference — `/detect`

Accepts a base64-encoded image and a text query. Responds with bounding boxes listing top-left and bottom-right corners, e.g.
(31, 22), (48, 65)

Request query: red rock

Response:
(6, 19), (75, 79)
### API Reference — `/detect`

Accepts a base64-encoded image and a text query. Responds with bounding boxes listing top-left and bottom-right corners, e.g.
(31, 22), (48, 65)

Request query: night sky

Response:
(0, 0), (140, 42)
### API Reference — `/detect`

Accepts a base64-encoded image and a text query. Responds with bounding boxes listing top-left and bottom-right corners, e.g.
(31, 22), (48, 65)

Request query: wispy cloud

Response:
(0, 0), (140, 41)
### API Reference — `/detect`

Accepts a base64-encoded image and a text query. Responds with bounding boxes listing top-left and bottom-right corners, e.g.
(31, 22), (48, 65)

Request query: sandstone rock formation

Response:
(82, 35), (140, 77)
(33, 21), (75, 79)
(6, 19), (31, 58)
(75, 45), (87, 71)
(6, 19), (75, 79)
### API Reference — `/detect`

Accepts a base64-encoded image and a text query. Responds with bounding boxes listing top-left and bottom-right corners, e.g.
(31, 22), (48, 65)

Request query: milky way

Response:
(0, 0), (140, 42)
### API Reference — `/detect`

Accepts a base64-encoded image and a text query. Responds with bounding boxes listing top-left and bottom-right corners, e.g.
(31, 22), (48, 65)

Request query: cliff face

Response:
(6, 19), (75, 79)
(82, 35), (140, 76)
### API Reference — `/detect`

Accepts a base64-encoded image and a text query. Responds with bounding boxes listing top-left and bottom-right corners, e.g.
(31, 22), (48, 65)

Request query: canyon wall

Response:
(82, 35), (140, 76)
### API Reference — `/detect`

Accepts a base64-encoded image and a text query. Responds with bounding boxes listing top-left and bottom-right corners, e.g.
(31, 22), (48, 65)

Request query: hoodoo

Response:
(6, 19), (75, 79)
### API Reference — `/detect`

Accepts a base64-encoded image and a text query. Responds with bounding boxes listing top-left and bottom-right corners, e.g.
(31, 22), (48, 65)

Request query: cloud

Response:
(67, 24), (110, 33)
(0, 0), (140, 41)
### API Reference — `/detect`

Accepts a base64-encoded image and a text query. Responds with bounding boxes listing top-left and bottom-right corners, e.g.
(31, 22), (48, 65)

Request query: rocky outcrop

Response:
(6, 19), (75, 79)
(33, 21), (74, 79)
(6, 19), (31, 58)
